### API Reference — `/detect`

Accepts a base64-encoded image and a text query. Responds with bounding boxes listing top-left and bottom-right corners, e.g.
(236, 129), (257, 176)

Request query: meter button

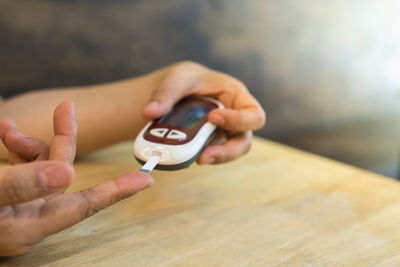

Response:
(167, 130), (187, 140)
(150, 128), (168, 138)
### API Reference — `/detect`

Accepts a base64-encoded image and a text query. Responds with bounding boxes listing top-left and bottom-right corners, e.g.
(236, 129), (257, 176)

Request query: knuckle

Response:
(81, 181), (123, 219)
(111, 180), (130, 202)
(167, 61), (204, 79)
(80, 191), (102, 218)
(176, 60), (201, 69)
(1, 170), (25, 205)
(231, 77), (248, 92)
(152, 88), (170, 101)
(85, 206), (101, 218)
(9, 182), (25, 204)
(218, 73), (248, 93)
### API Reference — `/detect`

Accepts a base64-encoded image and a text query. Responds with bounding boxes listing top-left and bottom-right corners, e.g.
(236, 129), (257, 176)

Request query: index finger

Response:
(208, 89), (266, 132)
(0, 119), (17, 150)
(49, 101), (77, 164)
(37, 171), (153, 237)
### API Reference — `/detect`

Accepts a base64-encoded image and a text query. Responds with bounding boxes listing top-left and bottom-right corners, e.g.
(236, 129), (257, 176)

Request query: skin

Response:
(0, 61), (266, 163)
(0, 61), (266, 256)
(0, 102), (153, 256)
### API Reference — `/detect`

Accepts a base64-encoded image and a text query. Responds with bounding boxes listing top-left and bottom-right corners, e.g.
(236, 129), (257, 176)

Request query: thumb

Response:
(208, 105), (266, 132)
(0, 161), (74, 206)
(142, 78), (195, 120)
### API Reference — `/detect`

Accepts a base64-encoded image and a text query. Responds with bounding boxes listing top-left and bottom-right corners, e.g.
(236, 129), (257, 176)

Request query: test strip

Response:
(140, 155), (160, 174)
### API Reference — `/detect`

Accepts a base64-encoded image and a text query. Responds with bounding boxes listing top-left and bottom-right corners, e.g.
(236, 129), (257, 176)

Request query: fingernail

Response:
(126, 173), (154, 192)
(140, 175), (154, 189)
(39, 164), (74, 189)
(146, 101), (159, 111)
(13, 129), (26, 137)
(211, 114), (225, 126)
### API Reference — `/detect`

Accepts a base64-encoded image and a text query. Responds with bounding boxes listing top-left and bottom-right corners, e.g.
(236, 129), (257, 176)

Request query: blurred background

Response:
(0, 0), (399, 178)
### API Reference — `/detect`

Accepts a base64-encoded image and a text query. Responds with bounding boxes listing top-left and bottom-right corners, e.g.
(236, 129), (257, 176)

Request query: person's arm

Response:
(0, 102), (153, 256)
(0, 61), (266, 163)
(0, 69), (164, 160)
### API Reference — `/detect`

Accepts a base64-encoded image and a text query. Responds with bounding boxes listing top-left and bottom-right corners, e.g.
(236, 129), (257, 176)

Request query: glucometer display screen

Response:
(159, 102), (212, 129)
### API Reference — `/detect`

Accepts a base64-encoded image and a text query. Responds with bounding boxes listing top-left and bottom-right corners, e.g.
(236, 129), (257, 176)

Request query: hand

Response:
(0, 102), (76, 165)
(143, 61), (266, 164)
(0, 102), (153, 256)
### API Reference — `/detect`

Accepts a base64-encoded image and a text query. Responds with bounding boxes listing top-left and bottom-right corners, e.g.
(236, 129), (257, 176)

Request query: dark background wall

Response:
(0, 0), (399, 177)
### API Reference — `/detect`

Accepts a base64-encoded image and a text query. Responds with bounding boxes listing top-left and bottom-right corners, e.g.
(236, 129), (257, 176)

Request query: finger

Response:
(190, 72), (266, 132)
(0, 119), (17, 150)
(209, 105), (266, 132)
(143, 73), (196, 119)
(8, 151), (29, 165)
(197, 131), (252, 165)
(194, 131), (227, 165)
(0, 161), (74, 206)
(49, 101), (77, 164)
(207, 130), (228, 147)
(4, 130), (49, 163)
(38, 172), (153, 236)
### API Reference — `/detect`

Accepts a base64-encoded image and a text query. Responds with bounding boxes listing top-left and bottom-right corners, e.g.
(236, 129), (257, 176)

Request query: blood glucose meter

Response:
(134, 96), (224, 171)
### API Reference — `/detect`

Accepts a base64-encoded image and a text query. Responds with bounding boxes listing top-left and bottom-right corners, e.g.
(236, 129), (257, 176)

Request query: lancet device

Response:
(134, 96), (223, 171)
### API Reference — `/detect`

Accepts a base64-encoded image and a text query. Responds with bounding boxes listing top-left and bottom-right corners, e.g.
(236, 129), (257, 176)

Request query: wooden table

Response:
(2, 137), (400, 266)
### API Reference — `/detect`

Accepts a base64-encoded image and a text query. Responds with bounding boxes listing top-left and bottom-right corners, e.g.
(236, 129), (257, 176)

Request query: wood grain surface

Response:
(1, 137), (400, 266)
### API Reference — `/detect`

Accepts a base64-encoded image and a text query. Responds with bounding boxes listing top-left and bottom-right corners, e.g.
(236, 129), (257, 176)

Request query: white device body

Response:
(134, 97), (223, 168)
